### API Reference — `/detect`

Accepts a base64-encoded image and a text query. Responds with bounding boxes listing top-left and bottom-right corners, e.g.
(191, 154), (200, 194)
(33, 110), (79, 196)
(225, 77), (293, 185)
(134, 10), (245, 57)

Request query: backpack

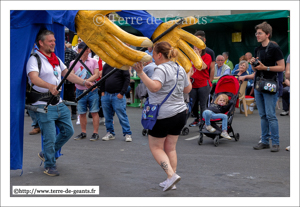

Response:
(26, 53), (62, 105)
(26, 53), (41, 93)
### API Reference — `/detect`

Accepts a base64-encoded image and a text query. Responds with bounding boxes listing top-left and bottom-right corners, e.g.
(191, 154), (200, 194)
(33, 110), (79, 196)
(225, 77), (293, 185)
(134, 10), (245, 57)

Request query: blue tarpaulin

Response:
(10, 10), (75, 170)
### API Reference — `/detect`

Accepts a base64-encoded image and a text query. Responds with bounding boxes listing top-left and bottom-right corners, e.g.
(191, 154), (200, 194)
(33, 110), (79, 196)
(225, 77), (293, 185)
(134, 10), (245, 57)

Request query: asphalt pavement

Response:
(9, 99), (293, 206)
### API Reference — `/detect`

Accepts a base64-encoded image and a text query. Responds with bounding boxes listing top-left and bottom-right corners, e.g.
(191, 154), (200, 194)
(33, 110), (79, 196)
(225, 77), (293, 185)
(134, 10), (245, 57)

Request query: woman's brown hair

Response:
(153, 41), (178, 60)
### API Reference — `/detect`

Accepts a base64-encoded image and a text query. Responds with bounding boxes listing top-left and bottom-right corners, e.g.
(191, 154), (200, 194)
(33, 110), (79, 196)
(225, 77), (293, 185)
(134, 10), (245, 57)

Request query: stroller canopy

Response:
(214, 75), (240, 98)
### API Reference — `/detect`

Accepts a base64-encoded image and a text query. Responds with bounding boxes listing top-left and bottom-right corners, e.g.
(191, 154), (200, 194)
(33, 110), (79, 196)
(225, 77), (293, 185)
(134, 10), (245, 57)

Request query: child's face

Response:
(217, 97), (227, 106)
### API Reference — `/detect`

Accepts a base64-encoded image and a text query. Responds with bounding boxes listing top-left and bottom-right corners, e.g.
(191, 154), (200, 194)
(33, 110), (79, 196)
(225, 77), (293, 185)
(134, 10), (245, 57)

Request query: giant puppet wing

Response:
(10, 10), (204, 170)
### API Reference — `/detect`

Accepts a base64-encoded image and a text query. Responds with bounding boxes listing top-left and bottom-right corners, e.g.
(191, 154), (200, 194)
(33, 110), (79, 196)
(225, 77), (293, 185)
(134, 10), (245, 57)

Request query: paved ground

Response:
(9, 99), (293, 206)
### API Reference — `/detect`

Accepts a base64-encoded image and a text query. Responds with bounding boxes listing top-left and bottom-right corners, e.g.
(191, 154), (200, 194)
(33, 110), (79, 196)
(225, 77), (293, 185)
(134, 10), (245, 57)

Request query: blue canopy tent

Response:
(10, 10), (77, 170)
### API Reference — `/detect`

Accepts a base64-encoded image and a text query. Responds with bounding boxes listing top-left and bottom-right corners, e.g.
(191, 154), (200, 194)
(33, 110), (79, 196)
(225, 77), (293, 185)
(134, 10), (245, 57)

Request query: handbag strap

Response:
(160, 63), (180, 106)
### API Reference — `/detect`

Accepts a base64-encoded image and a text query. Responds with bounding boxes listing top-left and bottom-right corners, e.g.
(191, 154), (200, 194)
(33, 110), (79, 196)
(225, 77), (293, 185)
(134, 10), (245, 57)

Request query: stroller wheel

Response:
(234, 133), (240, 141)
(181, 127), (189, 136)
(198, 133), (203, 145)
(142, 129), (148, 136)
(213, 136), (220, 147)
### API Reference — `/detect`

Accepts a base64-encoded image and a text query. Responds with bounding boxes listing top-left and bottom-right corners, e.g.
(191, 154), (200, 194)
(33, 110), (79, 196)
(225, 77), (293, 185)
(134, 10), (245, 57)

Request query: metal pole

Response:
(75, 67), (118, 101)
(44, 45), (88, 112)
(25, 105), (47, 113)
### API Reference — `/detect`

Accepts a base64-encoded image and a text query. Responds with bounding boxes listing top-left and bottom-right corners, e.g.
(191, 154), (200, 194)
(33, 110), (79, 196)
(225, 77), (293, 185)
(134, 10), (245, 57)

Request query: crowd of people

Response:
(25, 20), (290, 191)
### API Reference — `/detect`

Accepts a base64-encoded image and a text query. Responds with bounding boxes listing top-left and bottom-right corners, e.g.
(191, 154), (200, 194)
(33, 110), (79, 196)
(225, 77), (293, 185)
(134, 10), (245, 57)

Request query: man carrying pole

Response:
(26, 29), (93, 176)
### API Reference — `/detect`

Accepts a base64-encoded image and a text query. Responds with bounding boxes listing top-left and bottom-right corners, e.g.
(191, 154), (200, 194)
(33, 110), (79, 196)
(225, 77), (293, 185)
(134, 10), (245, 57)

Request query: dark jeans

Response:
(282, 86), (290, 111)
(63, 83), (77, 115)
(189, 81), (211, 120)
(254, 90), (279, 145)
(101, 92), (132, 136)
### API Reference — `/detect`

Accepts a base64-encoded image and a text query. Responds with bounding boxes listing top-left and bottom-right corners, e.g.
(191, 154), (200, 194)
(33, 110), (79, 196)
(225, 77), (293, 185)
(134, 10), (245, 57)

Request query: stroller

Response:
(198, 75), (241, 147)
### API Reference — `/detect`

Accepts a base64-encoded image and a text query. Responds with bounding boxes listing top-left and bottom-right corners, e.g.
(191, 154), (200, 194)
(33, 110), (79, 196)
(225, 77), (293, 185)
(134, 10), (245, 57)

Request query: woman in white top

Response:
(135, 41), (193, 192)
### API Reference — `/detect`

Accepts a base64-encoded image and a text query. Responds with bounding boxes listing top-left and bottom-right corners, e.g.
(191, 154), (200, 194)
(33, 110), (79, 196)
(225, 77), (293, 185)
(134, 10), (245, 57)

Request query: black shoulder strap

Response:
(79, 59), (93, 76)
(57, 56), (62, 66)
(30, 53), (41, 72)
(28, 53), (41, 88)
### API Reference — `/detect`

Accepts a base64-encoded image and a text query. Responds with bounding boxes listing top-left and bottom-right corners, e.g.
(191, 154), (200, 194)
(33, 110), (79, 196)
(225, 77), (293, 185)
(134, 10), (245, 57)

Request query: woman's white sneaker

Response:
(159, 180), (176, 190)
(163, 173), (181, 192)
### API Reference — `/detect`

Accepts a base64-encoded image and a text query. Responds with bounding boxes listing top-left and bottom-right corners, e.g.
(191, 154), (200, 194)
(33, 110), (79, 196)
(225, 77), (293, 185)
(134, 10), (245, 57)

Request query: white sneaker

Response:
(125, 134), (132, 142)
(99, 117), (105, 125)
(286, 146), (290, 151)
(102, 132), (115, 141)
(221, 131), (231, 140)
(206, 125), (216, 132)
(159, 180), (176, 190)
(280, 111), (289, 116)
(76, 115), (80, 125)
(163, 173), (181, 192)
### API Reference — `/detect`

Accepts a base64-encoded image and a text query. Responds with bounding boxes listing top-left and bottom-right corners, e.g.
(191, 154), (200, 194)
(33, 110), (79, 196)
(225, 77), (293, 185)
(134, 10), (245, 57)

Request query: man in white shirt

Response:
(27, 30), (93, 176)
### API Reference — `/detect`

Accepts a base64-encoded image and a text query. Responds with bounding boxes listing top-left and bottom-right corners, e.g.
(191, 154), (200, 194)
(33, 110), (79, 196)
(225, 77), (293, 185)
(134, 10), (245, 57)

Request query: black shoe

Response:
(90, 133), (99, 141)
(44, 166), (60, 176)
(71, 114), (77, 120)
(270, 145), (280, 152)
(74, 132), (87, 140)
(253, 143), (270, 150)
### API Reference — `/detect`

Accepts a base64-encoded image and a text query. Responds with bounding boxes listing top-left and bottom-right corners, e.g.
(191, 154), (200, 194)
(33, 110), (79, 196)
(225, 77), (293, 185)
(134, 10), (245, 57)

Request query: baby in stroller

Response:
(202, 94), (234, 140)
(198, 75), (241, 146)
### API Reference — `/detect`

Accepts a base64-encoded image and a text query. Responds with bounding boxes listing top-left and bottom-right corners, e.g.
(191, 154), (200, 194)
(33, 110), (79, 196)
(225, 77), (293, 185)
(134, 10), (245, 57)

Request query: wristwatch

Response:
(267, 67), (270, 71)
